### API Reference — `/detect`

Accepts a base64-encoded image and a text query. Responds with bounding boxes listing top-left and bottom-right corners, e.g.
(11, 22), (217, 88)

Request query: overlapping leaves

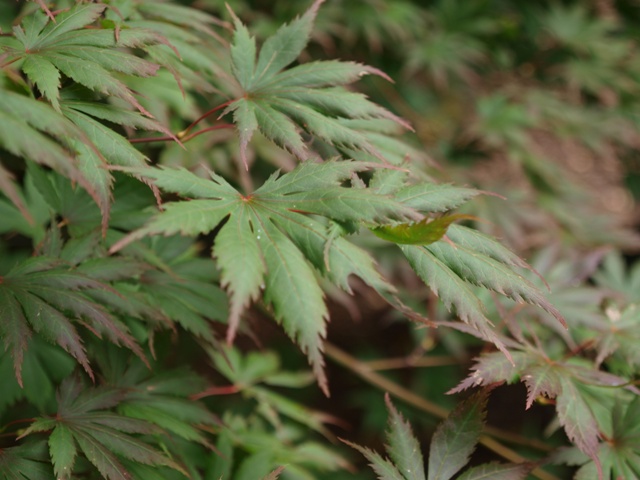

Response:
(97, 357), (220, 452)
(5, 4), (161, 115)
(0, 440), (53, 480)
(113, 161), (415, 394)
(0, 256), (144, 386)
(553, 395), (640, 479)
(399, 224), (565, 356)
(450, 348), (637, 474)
(20, 376), (185, 480)
(0, 5), (173, 228)
(225, 0), (412, 168)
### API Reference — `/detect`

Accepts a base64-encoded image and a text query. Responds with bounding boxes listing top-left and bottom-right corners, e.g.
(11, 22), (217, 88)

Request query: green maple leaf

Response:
(209, 346), (333, 438)
(95, 357), (219, 450)
(427, 390), (488, 480)
(0, 440), (54, 480)
(5, 5), (161, 115)
(344, 391), (530, 480)
(0, 255), (145, 386)
(399, 224), (565, 357)
(451, 348), (636, 475)
(590, 304), (640, 371)
(0, 90), (110, 226)
(20, 376), (185, 480)
(0, 4), (179, 229)
(226, 0), (412, 168)
(112, 161), (415, 394)
(112, 234), (228, 342)
(553, 395), (640, 479)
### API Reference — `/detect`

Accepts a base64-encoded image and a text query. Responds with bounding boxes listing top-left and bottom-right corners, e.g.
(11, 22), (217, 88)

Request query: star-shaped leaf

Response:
(112, 161), (416, 394)
(20, 376), (185, 480)
(0, 256), (145, 386)
(226, 0), (412, 168)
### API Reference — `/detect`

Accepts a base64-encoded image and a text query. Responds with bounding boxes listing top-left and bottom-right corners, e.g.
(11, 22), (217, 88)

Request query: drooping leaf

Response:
(400, 244), (510, 355)
(0, 90), (106, 216)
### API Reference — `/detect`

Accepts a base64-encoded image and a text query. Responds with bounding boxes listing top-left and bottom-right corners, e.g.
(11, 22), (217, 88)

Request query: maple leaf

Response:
(0, 440), (53, 480)
(93, 356), (219, 451)
(397, 223), (565, 357)
(344, 391), (530, 480)
(225, 0), (412, 168)
(553, 395), (640, 479)
(20, 376), (185, 480)
(4, 5), (161, 116)
(427, 390), (489, 480)
(112, 234), (228, 342)
(207, 346), (335, 438)
(111, 161), (416, 394)
(0, 89), (112, 226)
(0, 256), (145, 386)
(0, 4), (182, 230)
(593, 251), (640, 304)
(451, 348), (637, 476)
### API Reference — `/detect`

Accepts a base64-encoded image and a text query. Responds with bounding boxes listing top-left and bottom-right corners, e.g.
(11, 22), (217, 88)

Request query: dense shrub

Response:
(1, 1), (638, 479)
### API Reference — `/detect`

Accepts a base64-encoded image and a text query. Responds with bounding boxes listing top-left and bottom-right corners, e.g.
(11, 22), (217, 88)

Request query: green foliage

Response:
(0, 1), (638, 479)
(345, 391), (532, 480)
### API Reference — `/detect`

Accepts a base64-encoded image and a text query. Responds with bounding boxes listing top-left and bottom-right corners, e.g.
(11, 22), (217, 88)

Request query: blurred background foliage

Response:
(209, 0), (640, 251)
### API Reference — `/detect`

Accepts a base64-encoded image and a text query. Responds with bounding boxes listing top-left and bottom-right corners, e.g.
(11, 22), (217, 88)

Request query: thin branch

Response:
(362, 355), (458, 371)
(129, 124), (234, 144)
(179, 99), (235, 137)
(324, 342), (561, 480)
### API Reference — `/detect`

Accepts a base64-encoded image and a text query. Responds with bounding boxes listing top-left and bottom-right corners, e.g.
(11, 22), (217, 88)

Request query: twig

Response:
(179, 99), (235, 137)
(129, 124), (234, 144)
(362, 355), (458, 371)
